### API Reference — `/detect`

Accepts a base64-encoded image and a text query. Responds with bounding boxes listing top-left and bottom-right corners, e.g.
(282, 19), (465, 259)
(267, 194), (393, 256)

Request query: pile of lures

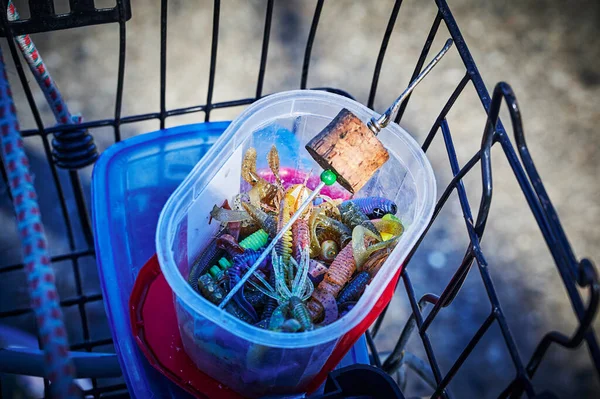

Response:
(188, 145), (403, 333)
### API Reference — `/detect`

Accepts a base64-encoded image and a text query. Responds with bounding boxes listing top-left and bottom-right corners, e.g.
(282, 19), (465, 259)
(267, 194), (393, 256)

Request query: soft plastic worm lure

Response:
(226, 249), (271, 323)
(188, 239), (224, 292)
(242, 201), (278, 238)
(197, 275), (255, 324)
(308, 259), (328, 285)
(337, 271), (370, 304)
(307, 243), (356, 321)
(275, 195), (294, 266)
(348, 196), (397, 219)
(208, 229), (269, 283)
(338, 201), (381, 240)
(216, 234), (245, 256)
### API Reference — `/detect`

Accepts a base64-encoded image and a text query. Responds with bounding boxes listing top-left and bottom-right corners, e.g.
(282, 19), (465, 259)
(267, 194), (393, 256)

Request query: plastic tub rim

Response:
(156, 90), (436, 348)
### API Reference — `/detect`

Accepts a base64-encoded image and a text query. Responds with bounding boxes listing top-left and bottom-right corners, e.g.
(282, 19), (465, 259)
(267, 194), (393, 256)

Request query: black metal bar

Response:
(113, 2), (128, 142)
(70, 338), (114, 351)
(0, 348), (121, 378)
(159, 0), (168, 129)
(1, 4), (132, 36)
(527, 259), (599, 380)
(365, 330), (382, 368)
(0, 249), (95, 272)
(68, 171), (94, 248)
(403, 272), (449, 399)
(394, 11), (442, 123)
(0, 294), (103, 318)
(421, 73), (470, 152)
(382, 294), (437, 374)
(28, 1), (55, 19)
(367, 0), (403, 109)
(204, 0), (220, 121)
(256, 0), (273, 99)
(82, 383), (128, 396)
(70, 0), (96, 13)
(432, 311), (497, 397)
(300, 0), (324, 89)
(485, 83), (600, 378)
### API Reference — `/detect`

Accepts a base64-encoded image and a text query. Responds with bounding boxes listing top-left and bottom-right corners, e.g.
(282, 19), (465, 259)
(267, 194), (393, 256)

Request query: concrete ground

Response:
(1, 0), (599, 398)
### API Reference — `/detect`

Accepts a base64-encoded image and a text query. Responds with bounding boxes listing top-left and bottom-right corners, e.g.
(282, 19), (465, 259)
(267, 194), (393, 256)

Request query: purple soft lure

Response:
(347, 196), (398, 219)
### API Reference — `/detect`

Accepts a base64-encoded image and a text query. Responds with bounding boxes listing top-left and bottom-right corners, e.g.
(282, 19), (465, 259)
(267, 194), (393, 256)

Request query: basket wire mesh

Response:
(0, 0), (598, 398)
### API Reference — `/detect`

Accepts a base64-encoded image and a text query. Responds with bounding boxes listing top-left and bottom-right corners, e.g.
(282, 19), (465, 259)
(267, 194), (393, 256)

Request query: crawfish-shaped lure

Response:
(250, 248), (314, 331)
(242, 147), (280, 209)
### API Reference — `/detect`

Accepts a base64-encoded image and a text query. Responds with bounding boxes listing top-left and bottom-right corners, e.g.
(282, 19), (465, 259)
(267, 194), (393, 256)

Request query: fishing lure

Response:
(309, 209), (352, 258)
(311, 291), (338, 326)
(216, 234), (245, 256)
(241, 147), (258, 185)
(197, 275), (255, 324)
(338, 301), (356, 317)
(362, 247), (394, 277)
(337, 271), (370, 304)
(188, 239), (224, 292)
(307, 243), (356, 322)
(245, 289), (267, 308)
(242, 147), (280, 208)
(308, 259), (328, 285)
(292, 218), (310, 265)
(251, 248), (314, 331)
(373, 215), (404, 241)
(242, 201), (278, 237)
(320, 240), (339, 262)
(210, 229), (269, 279)
(268, 145), (283, 189)
(352, 225), (399, 270)
(247, 171), (279, 208)
(348, 197), (397, 219)
(289, 296), (313, 331)
(275, 195), (293, 267)
(260, 264), (278, 323)
(210, 205), (250, 223)
(226, 249), (270, 323)
(338, 201), (381, 239)
(315, 196), (342, 220)
(268, 304), (288, 331)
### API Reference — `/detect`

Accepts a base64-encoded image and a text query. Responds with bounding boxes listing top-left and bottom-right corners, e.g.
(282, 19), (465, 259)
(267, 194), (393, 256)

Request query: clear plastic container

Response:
(155, 90), (436, 397)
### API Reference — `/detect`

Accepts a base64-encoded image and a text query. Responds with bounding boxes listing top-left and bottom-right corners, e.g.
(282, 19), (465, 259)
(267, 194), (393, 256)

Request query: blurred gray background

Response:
(1, 0), (599, 398)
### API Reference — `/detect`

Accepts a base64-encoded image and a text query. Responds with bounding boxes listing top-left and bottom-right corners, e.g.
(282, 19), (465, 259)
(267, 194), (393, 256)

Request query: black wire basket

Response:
(0, 1), (598, 398)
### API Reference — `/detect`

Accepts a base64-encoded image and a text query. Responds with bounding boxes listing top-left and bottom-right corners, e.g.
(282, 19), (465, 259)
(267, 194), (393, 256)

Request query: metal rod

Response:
(367, 38), (453, 134)
(219, 181), (326, 308)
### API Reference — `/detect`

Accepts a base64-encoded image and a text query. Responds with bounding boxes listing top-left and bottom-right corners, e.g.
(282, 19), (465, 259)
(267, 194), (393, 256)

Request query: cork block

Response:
(305, 108), (389, 193)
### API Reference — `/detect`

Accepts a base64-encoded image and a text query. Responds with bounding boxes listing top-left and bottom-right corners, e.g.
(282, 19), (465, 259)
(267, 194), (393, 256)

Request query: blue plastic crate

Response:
(91, 122), (369, 398)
